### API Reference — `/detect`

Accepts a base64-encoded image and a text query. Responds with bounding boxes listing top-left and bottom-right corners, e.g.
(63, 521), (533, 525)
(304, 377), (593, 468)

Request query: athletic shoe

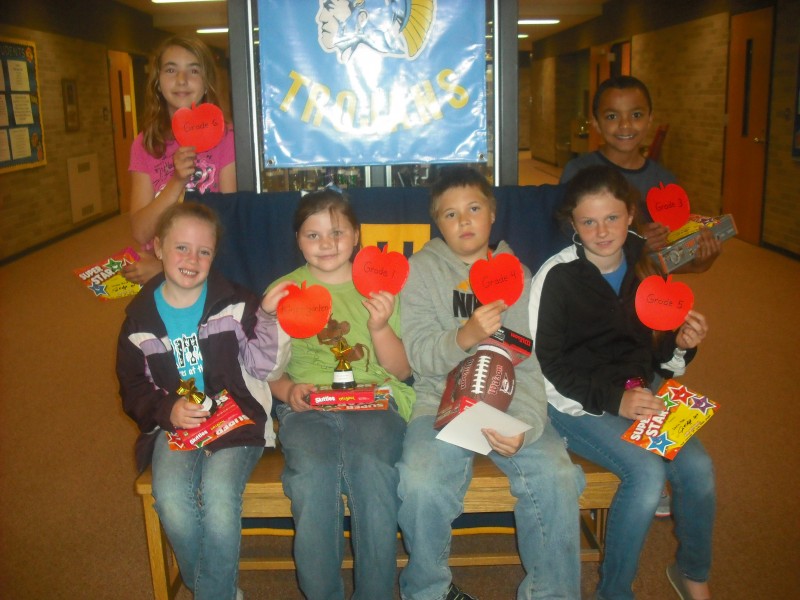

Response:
(446, 583), (479, 600)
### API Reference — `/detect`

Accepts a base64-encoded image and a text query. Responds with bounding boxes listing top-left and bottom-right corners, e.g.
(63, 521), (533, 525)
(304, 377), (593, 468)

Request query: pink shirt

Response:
(129, 126), (235, 195)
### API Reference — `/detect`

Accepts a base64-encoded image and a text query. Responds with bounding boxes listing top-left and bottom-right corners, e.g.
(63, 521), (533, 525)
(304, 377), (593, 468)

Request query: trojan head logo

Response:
(316, 0), (435, 63)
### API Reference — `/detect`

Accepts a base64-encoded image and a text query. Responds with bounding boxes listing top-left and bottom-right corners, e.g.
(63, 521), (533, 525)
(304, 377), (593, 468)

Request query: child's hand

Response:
(286, 382), (315, 413)
(641, 221), (670, 251)
(121, 253), (163, 285)
(688, 229), (722, 273)
(170, 396), (210, 429)
(482, 428), (524, 457)
(261, 281), (293, 315)
(619, 387), (665, 421)
(172, 146), (197, 182)
(363, 290), (395, 332)
(676, 310), (708, 350)
(457, 299), (507, 351)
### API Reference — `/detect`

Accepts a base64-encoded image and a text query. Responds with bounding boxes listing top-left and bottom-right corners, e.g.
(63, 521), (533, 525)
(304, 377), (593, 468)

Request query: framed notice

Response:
(0, 37), (46, 174)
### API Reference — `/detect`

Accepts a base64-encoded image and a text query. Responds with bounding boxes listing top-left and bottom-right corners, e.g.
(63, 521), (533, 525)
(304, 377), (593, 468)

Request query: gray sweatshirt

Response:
(400, 238), (548, 446)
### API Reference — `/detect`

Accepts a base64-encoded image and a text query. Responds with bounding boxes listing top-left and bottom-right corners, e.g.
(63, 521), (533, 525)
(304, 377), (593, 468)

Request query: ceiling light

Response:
(518, 34), (529, 39)
(197, 28), (229, 34)
(518, 19), (560, 26)
(153, 1), (223, 4)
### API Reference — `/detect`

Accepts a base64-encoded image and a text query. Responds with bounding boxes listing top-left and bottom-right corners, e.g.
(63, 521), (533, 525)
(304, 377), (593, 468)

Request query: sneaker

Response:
(445, 583), (479, 600)
(655, 489), (672, 518)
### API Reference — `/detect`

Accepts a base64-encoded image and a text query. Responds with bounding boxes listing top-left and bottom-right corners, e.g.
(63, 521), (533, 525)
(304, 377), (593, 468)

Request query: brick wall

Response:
(0, 25), (118, 262)
(763, 0), (800, 255)
(632, 13), (729, 217)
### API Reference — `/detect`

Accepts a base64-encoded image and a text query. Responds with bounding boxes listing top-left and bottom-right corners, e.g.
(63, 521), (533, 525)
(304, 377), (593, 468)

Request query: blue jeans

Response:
(548, 405), (715, 600)
(151, 433), (263, 600)
(276, 402), (406, 600)
(397, 415), (584, 600)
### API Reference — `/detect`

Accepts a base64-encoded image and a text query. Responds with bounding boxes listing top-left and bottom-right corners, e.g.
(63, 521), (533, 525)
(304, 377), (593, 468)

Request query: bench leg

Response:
(140, 493), (181, 600)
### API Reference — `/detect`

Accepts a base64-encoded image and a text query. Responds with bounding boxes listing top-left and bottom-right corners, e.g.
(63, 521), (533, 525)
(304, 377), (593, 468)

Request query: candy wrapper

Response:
(621, 379), (719, 460)
(74, 247), (142, 300)
(310, 385), (390, 411)
(166, 390), (254, 450)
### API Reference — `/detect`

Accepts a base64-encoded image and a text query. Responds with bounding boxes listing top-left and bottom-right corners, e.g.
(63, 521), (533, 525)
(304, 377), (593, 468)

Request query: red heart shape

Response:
(469, 251), (524, 307)
(646, 182), (691, 231)
(352, 245), (410, 297)
(277, 281), (333, 339)
(635, 275), (694, 331)
(171, 102), (225, 153)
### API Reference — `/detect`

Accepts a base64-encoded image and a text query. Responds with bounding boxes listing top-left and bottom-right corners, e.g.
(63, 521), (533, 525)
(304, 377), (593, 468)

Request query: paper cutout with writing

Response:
(646, 182), (691, 231)
(352, 245), (409, 297)
(171, 102), (225, 153)
(277, 281), (333, 339)
(635, 275), (694, 331)
(469, 251), (524, 306)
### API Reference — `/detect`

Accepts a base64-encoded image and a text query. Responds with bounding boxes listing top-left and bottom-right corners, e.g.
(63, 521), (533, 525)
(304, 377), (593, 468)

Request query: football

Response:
(455, 345), (516, 408)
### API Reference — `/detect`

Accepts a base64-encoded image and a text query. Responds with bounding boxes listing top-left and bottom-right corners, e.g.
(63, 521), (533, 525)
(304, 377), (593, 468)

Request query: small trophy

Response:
(177, 377), (218, 415)
(331, 338), (356, 389)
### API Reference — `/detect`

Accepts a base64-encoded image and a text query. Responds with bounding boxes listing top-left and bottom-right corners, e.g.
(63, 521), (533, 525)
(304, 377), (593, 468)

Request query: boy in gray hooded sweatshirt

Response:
(397, 166), (584, 600)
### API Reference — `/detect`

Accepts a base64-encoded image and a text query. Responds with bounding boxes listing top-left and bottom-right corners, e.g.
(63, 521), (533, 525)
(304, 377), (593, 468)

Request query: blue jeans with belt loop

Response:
(276, 400), (406, 600)
(397, 415), (584, 600)
(548, 405), (715, 600)
(151, 432), (263, 600)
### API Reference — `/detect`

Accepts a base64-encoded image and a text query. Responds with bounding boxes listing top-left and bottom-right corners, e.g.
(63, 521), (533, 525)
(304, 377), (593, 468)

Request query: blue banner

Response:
(258, 0), (486, 167)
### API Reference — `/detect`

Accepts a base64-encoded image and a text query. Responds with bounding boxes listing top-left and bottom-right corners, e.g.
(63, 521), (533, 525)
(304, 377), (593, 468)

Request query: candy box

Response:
(650, 214), (737, 273)
(309, 383), (378, 408)
(482, 326), (532, 365)
(316, 387), (390, 412)
(166, 390), (254, 450)
(621, 379), (719, 460)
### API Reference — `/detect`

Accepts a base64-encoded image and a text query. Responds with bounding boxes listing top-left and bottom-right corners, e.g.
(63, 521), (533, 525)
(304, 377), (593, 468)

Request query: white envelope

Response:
(435, 401), (532, 455)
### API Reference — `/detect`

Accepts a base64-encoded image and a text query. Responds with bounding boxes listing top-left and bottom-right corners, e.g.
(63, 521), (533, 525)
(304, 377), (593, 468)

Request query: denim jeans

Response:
(397, 415), (584, 600)
(276, 401), (406, 600)
(151, 433), (263, 600)
(548, 405), (715, 600)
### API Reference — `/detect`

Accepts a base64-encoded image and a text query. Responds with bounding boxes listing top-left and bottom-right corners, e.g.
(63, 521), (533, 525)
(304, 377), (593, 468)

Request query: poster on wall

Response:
(257, 0), (487, 167)
(0, 37), (46, 174)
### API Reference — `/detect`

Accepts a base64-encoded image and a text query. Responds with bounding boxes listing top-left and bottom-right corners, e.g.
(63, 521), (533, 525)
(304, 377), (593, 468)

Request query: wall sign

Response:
(0, 37), (46, 174)
(257, 0), (487, 168)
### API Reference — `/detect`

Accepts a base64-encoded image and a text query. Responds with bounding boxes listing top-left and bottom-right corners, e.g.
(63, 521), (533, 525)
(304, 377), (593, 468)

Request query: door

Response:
(107, 50), (137, 214)
(588, 44), (611, 151)
(721, 7), (773, 245)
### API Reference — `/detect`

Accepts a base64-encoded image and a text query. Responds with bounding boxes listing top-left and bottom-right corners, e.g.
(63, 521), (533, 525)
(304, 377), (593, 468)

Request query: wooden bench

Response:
(134, 449), (619, 600)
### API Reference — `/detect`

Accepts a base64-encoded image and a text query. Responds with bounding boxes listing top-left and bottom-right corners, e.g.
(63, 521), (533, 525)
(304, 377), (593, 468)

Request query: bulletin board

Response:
(0, 37), (46, 174)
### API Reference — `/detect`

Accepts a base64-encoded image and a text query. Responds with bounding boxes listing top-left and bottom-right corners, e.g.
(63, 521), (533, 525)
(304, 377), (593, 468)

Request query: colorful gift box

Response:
(310, 384), (389, 411)
(621, 379), (719, 460)
(166, 390), (254, 450)
(650, 214), (737, 273)
(74, 247), (142, 300)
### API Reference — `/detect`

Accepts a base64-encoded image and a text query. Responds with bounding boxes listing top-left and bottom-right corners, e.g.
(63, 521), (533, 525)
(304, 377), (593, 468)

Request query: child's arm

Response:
(456, 300), (507, 351)
(129, 147), (197, 245)
(268, 374), (316, 413)
(237, 282), (293, 381)
(363, 290), (411, 380)
(116, 323), (192, 433)
(218, 161), (237, 193)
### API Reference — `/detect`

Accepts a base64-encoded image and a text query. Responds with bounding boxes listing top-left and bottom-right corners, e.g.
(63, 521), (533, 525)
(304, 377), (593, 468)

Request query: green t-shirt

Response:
(271, 264), (415, 420)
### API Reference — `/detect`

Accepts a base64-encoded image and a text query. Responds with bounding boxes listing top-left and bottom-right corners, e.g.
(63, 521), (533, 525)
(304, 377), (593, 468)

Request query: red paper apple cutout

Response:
(469, 251), (524, 307)
(171, 102), (225, 153)
(277, 281), (333, 339)
(352, 245), (410, 297)
(646, 182), (691, 231)
(635, 275), (694, 331)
